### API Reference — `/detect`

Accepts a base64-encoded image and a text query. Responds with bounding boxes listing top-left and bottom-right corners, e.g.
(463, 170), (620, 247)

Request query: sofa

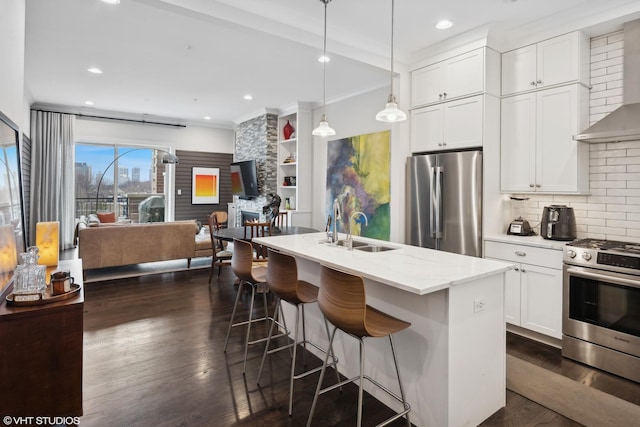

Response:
(78, 219), (214, 276)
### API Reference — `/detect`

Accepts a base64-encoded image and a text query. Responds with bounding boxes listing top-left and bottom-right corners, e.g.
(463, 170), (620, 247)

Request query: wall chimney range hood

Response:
(574, 19), (640, 143)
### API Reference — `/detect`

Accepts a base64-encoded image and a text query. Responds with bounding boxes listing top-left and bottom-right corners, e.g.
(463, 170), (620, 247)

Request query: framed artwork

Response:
(326, 130), (390, 240)
(192, 167), (220, 204)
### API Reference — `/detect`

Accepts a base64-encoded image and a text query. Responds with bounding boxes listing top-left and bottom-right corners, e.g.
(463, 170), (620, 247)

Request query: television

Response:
(230, 160), (259, 199)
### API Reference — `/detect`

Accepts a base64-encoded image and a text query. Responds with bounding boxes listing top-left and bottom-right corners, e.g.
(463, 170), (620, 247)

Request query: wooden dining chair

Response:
(208, 212), (232, 284)
(275, 211), (288, 228)
(243, 220), (271, 259)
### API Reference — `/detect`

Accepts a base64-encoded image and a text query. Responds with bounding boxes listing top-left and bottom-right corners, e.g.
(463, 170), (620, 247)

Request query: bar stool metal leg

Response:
(223, 279), (245, 351)
(257, 300), (340, 416)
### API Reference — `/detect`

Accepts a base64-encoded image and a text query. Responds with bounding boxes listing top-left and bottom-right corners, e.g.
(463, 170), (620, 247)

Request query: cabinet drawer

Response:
(484, 240), (562, 269)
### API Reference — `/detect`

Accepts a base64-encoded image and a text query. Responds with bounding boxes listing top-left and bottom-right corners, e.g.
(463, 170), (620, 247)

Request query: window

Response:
(75, 144), (166, 222)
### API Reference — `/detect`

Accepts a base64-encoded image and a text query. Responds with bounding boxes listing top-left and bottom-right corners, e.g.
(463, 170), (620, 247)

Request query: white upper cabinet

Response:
(502, 31), (589, 96)
(501, 84), (589, 193)
(411, 47), (499, 108)
(411, 95), (486, 152)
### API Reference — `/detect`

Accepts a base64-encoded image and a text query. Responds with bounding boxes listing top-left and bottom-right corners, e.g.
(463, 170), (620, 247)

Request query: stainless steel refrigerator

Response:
(406, 150), (482, 257)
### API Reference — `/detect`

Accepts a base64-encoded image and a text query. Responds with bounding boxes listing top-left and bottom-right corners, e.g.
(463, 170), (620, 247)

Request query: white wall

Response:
(74, 118), (234, 153)
(0, 0), (25, 130)
(310, 85), (411, 243)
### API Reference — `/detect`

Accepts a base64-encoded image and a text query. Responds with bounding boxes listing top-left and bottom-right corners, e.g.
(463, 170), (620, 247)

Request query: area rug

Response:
(507, 354), (640, 426)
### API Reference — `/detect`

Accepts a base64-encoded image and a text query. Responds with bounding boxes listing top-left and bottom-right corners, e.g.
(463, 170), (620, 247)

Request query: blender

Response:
(507, 196), (534, 236)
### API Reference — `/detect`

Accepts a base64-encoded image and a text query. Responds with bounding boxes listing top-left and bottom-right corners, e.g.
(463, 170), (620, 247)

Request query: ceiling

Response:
(24, 0), (640, 128)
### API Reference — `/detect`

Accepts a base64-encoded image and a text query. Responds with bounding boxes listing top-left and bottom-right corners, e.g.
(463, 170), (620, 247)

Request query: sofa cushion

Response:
(195, 233), (213, 251)
(97, 211), (117, 223)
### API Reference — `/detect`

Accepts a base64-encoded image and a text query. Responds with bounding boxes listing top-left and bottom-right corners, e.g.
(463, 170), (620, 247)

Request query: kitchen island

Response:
(253, 232), (513, 427)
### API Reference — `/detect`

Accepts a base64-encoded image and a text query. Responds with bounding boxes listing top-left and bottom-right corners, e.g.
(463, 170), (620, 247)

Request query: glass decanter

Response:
(13, 246), (46, 295)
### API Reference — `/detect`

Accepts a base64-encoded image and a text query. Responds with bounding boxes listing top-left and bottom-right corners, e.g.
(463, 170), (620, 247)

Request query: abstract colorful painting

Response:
(192, 167), (220, 204)
(326, 130), (390, 240)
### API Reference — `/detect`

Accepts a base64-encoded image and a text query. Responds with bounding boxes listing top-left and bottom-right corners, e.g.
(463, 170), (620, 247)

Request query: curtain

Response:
(30, 111), (76, 250)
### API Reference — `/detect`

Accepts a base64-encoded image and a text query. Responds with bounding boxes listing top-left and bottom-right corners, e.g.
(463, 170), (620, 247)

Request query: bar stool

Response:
(307, 265), (411, 427)
(223, 239), (287, 374)
(256, 249), (340, 415)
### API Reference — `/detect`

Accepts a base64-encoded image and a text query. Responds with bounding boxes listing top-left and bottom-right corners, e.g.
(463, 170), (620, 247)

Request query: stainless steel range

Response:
(563, 238), (640, 383)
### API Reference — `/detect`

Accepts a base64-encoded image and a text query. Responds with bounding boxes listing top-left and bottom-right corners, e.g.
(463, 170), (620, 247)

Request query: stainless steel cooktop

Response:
(564, 238), (640, 273)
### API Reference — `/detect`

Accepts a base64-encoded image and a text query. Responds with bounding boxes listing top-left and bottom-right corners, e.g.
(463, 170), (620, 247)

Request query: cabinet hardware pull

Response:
(535, 184), (541, 188)
(515, 251), (526, 257)
(438, 143), (443, 147)
(529, 184), (535, 187)
(443, 92), (447, 97)
(514, 267), (519, 272)
(536, 80), (542, 84)
(530, 81), (536, 86)
(521, 268), (526, 273)
(439, 93), (443, 98)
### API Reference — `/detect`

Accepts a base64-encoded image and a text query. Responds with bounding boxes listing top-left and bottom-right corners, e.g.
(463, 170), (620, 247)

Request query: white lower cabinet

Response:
(485, 240), (563, 339)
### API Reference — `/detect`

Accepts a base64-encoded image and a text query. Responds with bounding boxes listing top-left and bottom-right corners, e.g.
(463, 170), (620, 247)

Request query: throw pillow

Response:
(97, 211), (117, 223)
(87, 214), (100, 227)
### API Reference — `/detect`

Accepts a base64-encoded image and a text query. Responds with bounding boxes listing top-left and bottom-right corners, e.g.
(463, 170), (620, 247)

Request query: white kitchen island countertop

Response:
(253, 232), (513, 295)
(253, 231), (511, 427)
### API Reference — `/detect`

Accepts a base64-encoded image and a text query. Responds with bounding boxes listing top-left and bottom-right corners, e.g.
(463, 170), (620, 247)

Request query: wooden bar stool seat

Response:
(223, 239), (287, 374)
(257, 249), (339, 415)
(307, 265), (412, 427)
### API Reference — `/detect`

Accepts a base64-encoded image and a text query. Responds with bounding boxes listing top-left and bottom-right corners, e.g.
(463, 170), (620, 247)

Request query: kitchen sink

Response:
(335, 239), (369, 248)
(320, 238), (398, 252)
(353, 244), (397, 252)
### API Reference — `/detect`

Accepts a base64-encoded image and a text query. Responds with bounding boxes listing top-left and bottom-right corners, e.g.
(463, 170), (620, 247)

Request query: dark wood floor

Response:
(80, 264), (584, 427)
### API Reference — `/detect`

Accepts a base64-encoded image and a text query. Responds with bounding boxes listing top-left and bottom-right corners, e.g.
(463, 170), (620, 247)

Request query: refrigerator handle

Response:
(434, 166), (443, 238)
(429, 166), (435, 238)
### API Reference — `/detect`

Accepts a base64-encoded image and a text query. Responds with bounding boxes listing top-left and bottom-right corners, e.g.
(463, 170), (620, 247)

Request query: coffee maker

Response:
(541, 205), (576, 240)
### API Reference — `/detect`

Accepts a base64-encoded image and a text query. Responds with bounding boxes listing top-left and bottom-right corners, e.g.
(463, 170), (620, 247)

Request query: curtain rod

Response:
(31, 108), (187, 128)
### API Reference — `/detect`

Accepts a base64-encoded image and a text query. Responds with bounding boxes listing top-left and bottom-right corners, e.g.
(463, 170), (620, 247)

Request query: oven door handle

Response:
(566, 267), (640, 289)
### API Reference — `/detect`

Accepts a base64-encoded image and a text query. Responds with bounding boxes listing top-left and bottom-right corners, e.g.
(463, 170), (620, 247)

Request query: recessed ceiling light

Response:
(318, 55), (330, 63)
(243, 94), (253, 100)
(436, 19), (453, 30)
(101, 0), (120, 5)
(87, 67), (103, 74)
(204, 116), (211, 120)
(84, 101), (94, 106)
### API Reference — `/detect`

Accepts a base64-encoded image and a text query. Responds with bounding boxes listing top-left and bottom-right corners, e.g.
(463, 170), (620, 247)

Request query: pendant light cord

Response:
(389, 0), (395, 98)
(322, 0), (330, 117)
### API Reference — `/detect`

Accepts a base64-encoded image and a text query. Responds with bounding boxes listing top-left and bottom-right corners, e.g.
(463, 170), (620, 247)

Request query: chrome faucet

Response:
(331, 197), (342, 244)
(347, 211), (368, 250)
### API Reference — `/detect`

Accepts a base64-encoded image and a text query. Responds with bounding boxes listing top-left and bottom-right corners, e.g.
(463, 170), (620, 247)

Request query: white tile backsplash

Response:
(510, 30), (640, 243)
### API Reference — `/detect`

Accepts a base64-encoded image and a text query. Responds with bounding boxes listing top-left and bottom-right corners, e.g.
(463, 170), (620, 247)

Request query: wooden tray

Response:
(5, 283), (81, 307)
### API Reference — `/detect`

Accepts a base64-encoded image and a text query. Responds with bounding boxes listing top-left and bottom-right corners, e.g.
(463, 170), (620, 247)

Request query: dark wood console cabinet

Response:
(0, 260), (83, 416)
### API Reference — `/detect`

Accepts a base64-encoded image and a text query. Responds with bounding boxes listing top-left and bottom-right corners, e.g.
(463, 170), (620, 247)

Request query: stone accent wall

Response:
(233, 113), (278, 223)
(515, 30), (640, 242)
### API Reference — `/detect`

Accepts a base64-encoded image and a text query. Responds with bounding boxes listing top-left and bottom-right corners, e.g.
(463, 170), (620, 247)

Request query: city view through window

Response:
(75, 144), (165, 222)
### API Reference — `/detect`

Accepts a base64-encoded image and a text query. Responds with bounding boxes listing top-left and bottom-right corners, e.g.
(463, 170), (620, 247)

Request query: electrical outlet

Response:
(177, 189), (182, 195)
(474, 298), (486, 313)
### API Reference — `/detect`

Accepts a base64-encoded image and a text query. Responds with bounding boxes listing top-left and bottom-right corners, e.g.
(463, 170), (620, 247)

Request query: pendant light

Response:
(376, 0), (406, 122)
(312, 0), (336, 137)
